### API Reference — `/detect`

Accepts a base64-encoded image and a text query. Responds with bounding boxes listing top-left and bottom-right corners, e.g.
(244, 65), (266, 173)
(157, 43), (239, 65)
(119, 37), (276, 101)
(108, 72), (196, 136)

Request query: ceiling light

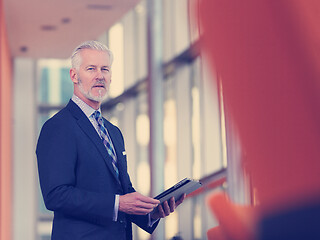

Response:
(20, 46), (28, 52)
(41, 25), (56, 31)
(61, 18), (71, 24)
(87, 4), (113, 10)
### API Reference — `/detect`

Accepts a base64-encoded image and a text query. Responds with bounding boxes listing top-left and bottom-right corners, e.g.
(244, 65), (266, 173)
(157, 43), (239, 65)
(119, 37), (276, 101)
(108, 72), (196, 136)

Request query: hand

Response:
(119, 192), (160, 215)
(150, 194), (186, 220)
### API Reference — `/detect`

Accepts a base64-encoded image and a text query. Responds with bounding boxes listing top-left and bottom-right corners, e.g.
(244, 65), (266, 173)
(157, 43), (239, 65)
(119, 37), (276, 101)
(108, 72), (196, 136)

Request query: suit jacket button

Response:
(119, 220), (126, 226)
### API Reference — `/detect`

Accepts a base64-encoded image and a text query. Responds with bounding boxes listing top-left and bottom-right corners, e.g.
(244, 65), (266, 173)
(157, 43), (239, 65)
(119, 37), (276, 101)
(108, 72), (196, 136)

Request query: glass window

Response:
(60, 67), (73, 103)
(135, 93), (151, 240)
(163, 0), (174, 61)
(163, 76), (178, 188)
(135, 93), (150, 197)
(136, 111), (151, 197)
(173, 0), (190, 55)
(39, 67), (49, 103)
(37, 221), (53, 240)
(164, 98), (179, 239)
(191, 85), (201, 179)
(109, 23), (124, 97)
(199, 57), (224, 174)
(37, 59), (71, 105)
(122, 10), (136, 89)
(134, 0), (148, 80)
(193, 198), (202, 239)
(188, 0), (201, 44)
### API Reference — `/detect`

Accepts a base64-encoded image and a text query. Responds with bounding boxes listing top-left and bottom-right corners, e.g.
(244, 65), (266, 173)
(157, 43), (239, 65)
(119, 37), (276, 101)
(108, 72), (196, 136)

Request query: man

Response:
(36, 40), (185, 240)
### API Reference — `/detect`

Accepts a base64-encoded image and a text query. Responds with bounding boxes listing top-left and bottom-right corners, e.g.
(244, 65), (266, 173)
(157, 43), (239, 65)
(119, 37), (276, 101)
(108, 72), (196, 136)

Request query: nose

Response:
(96, 70), (104, 80)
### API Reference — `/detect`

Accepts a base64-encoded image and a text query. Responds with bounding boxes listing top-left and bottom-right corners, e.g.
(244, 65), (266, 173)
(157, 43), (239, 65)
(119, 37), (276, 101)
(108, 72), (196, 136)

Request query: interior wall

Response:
(0, 0), (13, 238)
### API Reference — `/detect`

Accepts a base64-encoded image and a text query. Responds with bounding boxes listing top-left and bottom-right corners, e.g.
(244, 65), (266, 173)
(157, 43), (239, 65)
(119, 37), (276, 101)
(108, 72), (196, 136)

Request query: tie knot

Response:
(93, 110), (101, 119)
(93, 111), (103, 124)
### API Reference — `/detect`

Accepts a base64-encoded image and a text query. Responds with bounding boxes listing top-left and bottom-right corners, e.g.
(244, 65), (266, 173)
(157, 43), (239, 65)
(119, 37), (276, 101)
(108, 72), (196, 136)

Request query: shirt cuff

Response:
(148, 213), (160, 227)
(113, 194), (119, 221)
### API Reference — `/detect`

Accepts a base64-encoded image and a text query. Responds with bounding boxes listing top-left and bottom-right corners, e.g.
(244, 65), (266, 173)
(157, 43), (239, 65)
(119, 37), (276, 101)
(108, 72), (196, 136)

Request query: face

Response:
(70, 49), (111, 108)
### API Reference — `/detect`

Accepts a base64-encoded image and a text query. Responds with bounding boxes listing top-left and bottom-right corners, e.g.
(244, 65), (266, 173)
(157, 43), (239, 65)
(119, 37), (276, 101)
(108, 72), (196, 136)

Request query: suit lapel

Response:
(104, 120), (129, 189)
(66, 100), (120, 184)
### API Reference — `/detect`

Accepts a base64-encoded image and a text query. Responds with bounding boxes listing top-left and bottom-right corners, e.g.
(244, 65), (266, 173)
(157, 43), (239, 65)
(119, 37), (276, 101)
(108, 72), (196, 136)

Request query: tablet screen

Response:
(154, 178), (202, 203)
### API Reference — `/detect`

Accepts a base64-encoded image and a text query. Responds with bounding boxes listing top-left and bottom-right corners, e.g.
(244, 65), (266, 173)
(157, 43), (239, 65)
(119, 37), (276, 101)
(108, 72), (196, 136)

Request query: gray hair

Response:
(71, 40), (113, 70)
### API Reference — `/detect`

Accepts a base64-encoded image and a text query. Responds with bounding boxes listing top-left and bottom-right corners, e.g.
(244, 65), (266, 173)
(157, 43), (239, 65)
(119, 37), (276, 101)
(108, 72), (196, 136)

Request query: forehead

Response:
(80, 49), (111, 66)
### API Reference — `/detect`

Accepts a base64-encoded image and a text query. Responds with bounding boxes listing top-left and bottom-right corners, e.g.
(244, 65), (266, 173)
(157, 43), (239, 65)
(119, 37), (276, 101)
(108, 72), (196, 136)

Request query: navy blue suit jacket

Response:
(36, 100), (158, 240)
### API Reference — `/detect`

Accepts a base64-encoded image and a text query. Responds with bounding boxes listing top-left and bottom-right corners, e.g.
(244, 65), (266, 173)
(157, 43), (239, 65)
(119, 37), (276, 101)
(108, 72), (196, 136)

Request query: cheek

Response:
(104, 81), (110, 91)
(81, 76), (93, 86)
(104, 74), (111, 84)
(81, 80), (90, 88)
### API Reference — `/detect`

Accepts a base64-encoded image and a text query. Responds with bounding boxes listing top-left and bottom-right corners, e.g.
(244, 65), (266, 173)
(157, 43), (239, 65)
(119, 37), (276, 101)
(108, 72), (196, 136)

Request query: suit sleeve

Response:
(36, 118), (115, 226)
(116, 127), (159, 234)
(105, 123), (160, 233)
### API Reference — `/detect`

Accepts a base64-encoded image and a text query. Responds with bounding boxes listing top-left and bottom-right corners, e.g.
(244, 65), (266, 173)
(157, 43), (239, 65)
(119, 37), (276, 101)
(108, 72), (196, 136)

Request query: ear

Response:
(70, 68), (78, 84)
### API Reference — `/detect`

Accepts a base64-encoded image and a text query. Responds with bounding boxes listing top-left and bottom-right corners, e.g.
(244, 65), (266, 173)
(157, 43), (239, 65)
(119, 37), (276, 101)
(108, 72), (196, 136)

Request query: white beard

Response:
(78, 77), (107, 102)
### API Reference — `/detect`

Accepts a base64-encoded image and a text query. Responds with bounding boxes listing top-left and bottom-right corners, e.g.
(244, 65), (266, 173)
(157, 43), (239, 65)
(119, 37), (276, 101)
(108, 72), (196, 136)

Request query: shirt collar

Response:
(71, 94), (101, 118)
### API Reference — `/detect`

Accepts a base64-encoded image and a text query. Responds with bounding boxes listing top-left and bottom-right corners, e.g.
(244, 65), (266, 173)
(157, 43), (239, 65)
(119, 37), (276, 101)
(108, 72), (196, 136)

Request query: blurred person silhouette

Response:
(36, 40), (185, 240)
(197, 0), (320, 239)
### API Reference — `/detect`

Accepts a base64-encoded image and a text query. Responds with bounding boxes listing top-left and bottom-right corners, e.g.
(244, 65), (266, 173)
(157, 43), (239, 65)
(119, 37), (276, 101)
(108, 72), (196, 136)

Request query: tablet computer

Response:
(154, 178), (202, 204)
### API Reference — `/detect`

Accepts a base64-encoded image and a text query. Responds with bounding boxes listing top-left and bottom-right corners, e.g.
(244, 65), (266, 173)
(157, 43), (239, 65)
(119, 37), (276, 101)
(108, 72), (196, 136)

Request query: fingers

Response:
(151, 194), (187, 219)
(158, 198), (174, 218)
(169, 197), (175, 212)
(133, 208), (152, 215)
(157, 204), (165, 218)
(175, 193), (186, 207)
(163, 201), (171, 216)
(119, 192), (186, 217)
(137, 194), (160, 205)
(135, 200), (158, 211)
(119, 192), (160, 215)
(136, 195), (159, 213)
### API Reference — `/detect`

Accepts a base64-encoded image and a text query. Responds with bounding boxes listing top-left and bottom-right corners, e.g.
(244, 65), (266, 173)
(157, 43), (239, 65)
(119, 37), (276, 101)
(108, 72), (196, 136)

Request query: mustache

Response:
(92, 79), (106, 88)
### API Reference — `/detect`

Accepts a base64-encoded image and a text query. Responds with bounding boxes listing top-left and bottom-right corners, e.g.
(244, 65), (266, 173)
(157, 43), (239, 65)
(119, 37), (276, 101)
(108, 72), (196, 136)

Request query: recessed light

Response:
(20, 46), (28, 52)
(87, 4), (113, 10)
(61, 18), (71, 24)
(41, 25), (56, 31)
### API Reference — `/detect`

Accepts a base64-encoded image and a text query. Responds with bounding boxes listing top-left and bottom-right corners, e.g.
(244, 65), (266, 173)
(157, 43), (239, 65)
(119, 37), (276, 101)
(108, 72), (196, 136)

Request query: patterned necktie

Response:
(93, 111), (119, 177)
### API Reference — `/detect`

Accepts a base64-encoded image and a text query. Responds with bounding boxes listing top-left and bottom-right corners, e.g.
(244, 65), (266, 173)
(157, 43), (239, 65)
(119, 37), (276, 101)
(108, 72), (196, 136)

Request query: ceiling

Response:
(4, 0), (141, 59)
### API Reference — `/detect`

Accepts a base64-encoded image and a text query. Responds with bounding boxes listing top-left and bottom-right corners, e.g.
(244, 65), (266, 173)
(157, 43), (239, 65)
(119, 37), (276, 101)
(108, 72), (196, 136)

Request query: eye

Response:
(102, 68), (110, 72)
(87, 67), (95, 71)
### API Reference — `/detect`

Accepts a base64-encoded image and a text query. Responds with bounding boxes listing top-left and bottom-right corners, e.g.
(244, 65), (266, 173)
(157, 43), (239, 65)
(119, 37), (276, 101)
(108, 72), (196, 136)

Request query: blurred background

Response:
(0, 0), (249, 239)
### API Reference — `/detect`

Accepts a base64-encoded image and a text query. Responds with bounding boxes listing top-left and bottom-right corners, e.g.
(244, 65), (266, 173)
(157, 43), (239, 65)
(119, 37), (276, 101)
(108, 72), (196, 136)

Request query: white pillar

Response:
(147, 0), (165, 239)
(13, 58), (37, 240)
(176, 66), (193, 239)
